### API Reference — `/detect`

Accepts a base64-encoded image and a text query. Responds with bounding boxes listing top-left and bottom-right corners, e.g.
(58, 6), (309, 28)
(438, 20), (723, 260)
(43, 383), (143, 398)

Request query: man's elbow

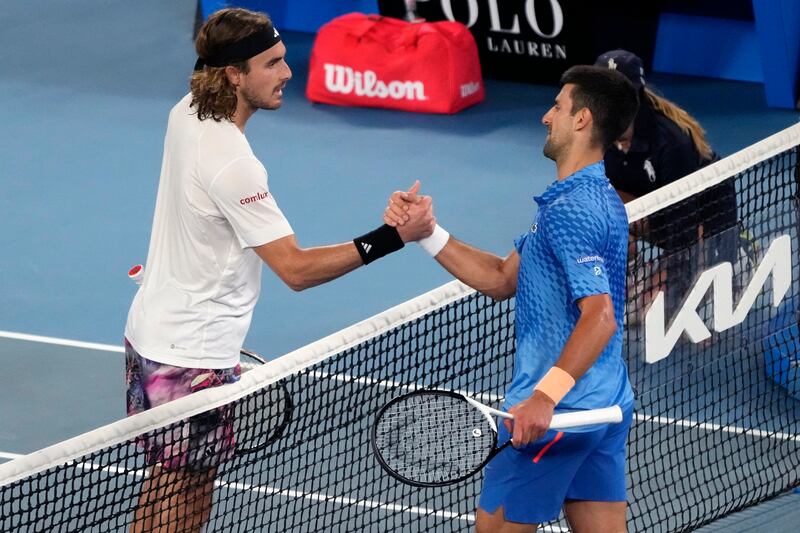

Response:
(286, 279), (307, 292)
(607, 316), (618, 338)
(580, 296), (617, 337)
(270, 265), (311, 292)
(260, 244), (314, 291)
(283, 272), (312, 292)
(486, 291), (512, 302)
(483, 288), (513, 301)
(599, 306), (617, 337)
(482, 279), (516, 301)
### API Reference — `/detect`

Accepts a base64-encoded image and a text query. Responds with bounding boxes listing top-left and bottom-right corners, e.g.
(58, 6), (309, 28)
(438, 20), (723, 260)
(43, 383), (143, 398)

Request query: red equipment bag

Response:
(306, 13), (484, 114)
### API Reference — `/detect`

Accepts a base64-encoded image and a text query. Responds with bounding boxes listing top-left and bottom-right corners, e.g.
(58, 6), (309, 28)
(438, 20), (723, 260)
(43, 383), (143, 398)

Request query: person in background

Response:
(595, 49), (739, 316)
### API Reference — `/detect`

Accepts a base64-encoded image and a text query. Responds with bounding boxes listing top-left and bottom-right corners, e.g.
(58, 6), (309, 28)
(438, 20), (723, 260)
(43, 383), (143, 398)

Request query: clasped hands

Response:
(384, 180), (435, 242)
(383, 182), (555, 448)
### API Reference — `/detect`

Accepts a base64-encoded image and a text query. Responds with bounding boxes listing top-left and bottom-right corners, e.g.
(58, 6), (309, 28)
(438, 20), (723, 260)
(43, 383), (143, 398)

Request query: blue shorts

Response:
(478, 405), (633, 524)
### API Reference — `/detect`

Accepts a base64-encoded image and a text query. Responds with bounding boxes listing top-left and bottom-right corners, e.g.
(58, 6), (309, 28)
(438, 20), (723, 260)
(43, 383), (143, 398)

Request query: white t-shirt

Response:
(125, 94), (293, 368)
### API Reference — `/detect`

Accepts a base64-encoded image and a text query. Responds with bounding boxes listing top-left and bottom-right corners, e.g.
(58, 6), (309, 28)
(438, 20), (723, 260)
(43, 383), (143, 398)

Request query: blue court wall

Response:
(198, 0), (380, 33)
(198, 0), (798, 109)
(654, 0), (799, 108)
(753, 0), (800, 109)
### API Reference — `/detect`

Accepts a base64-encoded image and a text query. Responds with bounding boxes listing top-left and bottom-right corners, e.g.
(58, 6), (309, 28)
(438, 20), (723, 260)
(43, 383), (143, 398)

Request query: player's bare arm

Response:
(433, 240), (519, 301)
(254, 236), (364, 291)
(256, 190), (434, 291)
(384, 188), (518, 301)
(506, 293), (617, 446)
(555, 293), (617, 378)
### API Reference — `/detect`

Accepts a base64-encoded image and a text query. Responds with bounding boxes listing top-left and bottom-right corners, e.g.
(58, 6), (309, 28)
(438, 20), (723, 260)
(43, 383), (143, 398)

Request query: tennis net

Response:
(1, 122), (799, 532)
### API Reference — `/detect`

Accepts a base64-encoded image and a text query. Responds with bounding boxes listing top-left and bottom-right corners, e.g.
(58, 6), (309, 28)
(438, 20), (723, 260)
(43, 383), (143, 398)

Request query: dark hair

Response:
(190, 8), (273, 121)
(559, 65), (639, 151)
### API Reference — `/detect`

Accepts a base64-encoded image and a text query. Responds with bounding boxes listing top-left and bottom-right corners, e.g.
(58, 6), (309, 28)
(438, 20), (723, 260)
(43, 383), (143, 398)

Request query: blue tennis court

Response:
(1, 1), (799, 531)
(1, 316), (798, 531)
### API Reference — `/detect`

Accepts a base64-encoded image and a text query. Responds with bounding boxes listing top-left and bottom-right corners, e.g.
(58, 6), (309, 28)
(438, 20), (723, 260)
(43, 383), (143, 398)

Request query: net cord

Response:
(0, 280), (474, 487)
(626, 121), (800, 223)
(2, 121), (798, 489)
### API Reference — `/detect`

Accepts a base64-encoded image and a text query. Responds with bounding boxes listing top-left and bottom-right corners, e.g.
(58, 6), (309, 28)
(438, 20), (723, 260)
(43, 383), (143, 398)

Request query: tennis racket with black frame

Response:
(371, 389), (623, 487)
(127, 265), (293, 456)
(233, 348), (293, 455)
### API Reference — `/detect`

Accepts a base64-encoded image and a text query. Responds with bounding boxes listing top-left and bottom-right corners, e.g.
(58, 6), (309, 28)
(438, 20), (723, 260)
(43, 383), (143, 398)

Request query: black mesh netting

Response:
(1, 145), (799, 532)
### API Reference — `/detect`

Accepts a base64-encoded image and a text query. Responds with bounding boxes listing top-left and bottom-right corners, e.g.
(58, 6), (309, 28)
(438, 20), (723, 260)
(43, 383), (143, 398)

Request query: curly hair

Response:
(190, 8), (273, 122)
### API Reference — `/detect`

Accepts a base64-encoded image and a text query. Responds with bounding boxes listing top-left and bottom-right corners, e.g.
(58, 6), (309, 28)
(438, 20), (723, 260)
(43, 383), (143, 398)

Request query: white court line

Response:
(0, 331), (122, 353)
(1, 326), (794, 443)
(217, 478), (474, 523)
(633, 414), (800, 442)
(309, 370), (502, 405)
(2, 329), (797, 442)
(0, 450), (527, 528)
(0, 452), (23, 461)
(3, 331), (796, 498)
(310, 370), (799, 442)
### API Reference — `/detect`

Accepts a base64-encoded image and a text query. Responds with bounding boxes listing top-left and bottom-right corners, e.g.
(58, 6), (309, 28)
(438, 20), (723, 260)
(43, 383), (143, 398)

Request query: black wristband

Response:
(354, 224), (405, 265)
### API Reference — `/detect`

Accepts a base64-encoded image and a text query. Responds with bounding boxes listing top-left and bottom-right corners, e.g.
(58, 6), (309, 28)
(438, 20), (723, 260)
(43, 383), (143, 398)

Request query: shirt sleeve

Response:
(208, 157), (294, 248)
(542, 197), (610, 302)
(514, 232), (529, 254)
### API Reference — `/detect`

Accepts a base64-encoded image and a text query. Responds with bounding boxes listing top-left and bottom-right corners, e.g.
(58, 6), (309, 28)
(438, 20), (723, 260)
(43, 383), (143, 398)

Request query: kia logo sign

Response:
(644, 235), (791, 363)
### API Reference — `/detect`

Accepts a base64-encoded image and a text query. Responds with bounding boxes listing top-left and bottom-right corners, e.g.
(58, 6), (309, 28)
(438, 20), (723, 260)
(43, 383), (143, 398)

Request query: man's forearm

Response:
(554, 297), (617, 380)
(433, 237), (518, 300)
(255, 236), (363, 291)
(286, 243), (364, 291)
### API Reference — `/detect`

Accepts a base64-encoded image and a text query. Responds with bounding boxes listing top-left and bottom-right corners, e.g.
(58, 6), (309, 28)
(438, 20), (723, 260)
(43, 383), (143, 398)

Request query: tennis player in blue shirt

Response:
(385, 66), (639, 532)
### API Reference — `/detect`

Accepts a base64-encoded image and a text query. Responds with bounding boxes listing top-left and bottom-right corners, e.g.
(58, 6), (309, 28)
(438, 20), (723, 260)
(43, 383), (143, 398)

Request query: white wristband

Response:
(417, 224), (450, 257)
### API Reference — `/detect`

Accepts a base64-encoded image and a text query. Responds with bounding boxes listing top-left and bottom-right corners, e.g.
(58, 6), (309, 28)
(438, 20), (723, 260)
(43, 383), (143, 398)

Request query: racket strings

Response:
(232, 382), (291, 454)
(233, 352), (292, 455)
(374, 393), (496, 485)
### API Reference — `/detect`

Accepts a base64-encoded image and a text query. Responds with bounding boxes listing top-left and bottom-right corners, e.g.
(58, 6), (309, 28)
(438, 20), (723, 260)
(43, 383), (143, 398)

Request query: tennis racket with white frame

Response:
(371, 389), (622, 487)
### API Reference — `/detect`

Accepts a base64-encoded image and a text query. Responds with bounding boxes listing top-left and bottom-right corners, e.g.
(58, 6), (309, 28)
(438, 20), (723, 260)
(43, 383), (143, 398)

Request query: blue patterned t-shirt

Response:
(506, 161), (633, 423)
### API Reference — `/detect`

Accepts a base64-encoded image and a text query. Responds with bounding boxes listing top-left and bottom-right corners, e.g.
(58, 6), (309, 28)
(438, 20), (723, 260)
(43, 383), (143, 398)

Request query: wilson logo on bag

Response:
(323, 64), (428, 101)
(307, 13), (484, 114)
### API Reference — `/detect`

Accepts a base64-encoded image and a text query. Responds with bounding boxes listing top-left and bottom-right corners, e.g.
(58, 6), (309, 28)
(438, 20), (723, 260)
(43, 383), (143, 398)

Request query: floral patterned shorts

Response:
(125, 339), (241, 471)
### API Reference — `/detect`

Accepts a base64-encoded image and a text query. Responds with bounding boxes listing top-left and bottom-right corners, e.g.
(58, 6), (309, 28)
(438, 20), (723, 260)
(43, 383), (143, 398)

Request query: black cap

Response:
(594, 49), (645, 89)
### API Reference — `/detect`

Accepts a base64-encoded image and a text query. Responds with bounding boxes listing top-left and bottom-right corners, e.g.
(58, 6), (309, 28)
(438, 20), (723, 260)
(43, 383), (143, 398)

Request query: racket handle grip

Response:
(550, 405), (623, 430)
(128, 264), (144, 285)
